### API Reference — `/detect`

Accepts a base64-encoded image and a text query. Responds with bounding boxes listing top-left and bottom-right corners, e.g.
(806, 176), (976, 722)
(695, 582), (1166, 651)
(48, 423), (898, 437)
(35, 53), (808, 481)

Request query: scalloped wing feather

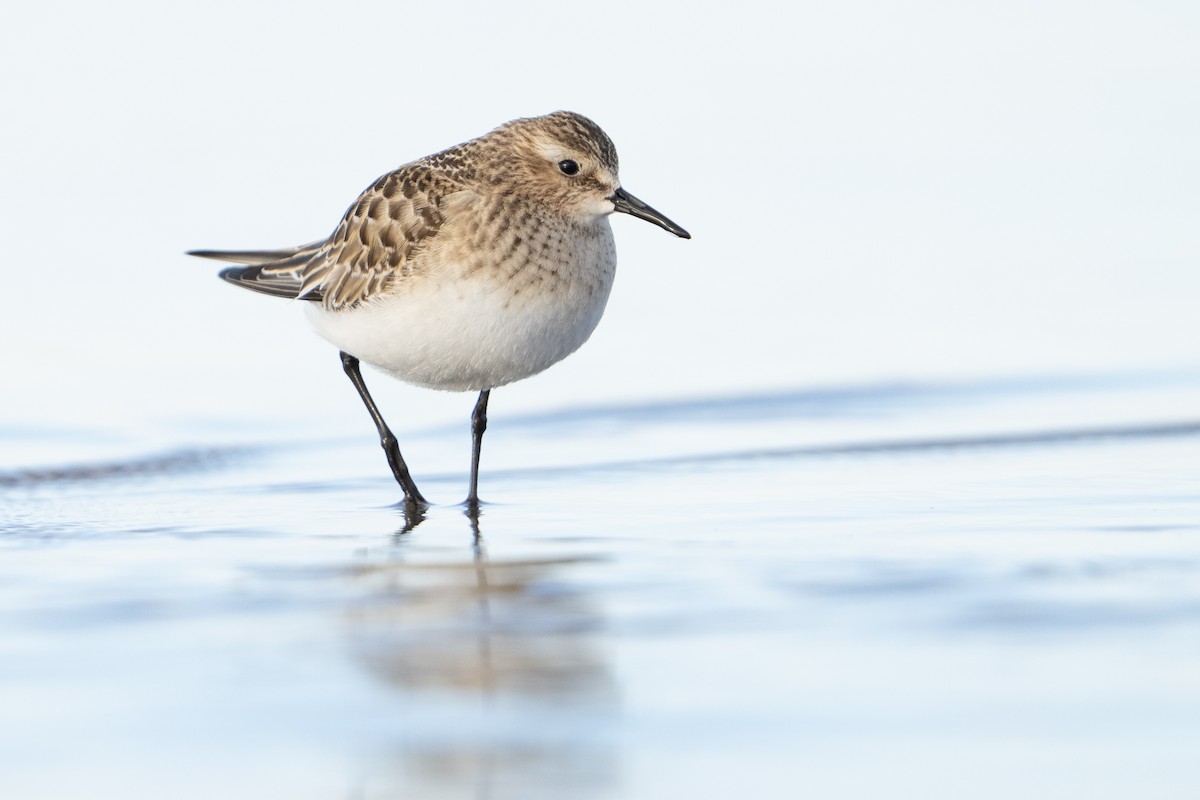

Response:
(283, 163), (469, 310)
(194, 147), (478, 308)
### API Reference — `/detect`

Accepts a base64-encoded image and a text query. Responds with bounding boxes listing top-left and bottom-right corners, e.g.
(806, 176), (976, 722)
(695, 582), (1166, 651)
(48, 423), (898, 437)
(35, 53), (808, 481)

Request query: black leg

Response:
(339, 351), (427, 507)
(467, 389), (490, 509)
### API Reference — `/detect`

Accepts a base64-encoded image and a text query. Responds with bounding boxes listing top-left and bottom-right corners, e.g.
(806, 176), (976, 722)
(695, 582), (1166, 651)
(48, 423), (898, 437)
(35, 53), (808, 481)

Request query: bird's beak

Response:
(610, 188), (691, 239)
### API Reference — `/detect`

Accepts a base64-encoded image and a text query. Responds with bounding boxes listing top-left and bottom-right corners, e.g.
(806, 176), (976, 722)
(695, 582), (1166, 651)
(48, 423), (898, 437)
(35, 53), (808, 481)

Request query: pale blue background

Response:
(3, 0), (1196, 459)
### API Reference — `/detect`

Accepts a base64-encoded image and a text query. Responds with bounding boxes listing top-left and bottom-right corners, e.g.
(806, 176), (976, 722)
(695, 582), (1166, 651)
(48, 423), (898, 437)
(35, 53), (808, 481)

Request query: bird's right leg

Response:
(339, 351), (428, 507)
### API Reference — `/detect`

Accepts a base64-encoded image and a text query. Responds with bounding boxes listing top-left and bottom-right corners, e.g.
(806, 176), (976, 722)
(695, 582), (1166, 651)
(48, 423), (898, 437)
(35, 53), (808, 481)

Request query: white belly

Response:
(305, 229), (617, 392)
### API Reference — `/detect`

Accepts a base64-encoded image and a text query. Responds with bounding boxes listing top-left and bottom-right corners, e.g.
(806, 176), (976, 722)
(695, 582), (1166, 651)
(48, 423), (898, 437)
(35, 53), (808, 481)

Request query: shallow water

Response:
(3, 372), (1200, 799)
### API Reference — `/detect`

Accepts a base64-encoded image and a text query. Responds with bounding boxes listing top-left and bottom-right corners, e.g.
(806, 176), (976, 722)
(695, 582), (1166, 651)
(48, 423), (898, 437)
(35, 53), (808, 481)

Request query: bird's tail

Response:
(187, 241), (324, 301)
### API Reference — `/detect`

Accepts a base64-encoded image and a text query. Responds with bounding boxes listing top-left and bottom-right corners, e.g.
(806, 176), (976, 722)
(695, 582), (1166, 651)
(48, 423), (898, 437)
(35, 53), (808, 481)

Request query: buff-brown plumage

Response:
(189, 111), (688, 506)
(202, 111), (626, 311)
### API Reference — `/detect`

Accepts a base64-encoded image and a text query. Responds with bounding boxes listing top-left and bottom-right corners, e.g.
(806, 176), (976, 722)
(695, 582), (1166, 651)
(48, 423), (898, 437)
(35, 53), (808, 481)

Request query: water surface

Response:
(3, 372), (1200, 799)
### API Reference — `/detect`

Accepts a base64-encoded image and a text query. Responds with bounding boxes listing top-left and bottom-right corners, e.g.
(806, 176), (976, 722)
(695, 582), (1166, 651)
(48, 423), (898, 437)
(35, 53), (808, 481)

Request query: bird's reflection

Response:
(392, 500), (429, 536)
(344, 506), (617, 798)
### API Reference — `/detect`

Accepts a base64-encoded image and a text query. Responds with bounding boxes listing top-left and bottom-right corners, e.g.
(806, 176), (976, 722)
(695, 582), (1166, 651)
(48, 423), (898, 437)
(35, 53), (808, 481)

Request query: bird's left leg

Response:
(466, 389), (490, 510)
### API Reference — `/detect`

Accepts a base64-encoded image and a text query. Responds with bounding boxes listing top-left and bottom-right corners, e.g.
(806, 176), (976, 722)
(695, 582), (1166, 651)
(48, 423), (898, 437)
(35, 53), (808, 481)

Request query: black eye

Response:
(558, 159), (580, 176)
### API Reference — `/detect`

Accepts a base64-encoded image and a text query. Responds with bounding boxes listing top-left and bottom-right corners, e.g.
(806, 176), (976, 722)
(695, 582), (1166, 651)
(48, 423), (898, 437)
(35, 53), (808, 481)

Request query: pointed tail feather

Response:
(217, 264), (313, 299)
(191, 241), (325, 301)
(186, 241), (324, 266)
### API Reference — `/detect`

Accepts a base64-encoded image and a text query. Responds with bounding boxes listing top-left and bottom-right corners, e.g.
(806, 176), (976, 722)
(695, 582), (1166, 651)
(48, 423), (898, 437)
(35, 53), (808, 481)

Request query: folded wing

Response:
(189, 161), (464, 309)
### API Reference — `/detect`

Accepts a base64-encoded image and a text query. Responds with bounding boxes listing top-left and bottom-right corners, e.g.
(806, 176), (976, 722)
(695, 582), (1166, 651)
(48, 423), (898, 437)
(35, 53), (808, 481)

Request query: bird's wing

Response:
(296, 162), (471, 310)
(191, 161), (469, 308)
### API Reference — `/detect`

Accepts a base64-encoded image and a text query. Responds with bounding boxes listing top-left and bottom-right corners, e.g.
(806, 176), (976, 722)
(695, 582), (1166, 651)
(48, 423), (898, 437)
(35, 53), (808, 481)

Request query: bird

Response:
(189, 111), (690, 510)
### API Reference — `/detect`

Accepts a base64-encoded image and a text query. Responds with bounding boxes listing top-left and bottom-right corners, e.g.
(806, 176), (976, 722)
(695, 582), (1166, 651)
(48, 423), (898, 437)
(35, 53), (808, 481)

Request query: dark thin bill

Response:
(610, 188), (691, 239)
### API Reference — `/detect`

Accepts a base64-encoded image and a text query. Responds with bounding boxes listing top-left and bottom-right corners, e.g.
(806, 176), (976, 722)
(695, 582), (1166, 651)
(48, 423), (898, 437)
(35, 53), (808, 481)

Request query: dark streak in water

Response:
(0, 447), (253, 488)
(428, 369), (1200, 432)
(732, 419), (1200, 459)
(5, 419), (1199, 490)
(472, 419), (1200, 481)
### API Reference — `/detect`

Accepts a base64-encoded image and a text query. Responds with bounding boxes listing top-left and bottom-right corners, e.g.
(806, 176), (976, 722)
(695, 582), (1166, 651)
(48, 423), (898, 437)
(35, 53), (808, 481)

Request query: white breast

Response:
(306, 219), (617, 392)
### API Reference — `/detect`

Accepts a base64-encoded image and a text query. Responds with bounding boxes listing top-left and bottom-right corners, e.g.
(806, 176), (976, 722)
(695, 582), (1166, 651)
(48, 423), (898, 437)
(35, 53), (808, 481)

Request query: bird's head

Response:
(485, 111), (690, 239)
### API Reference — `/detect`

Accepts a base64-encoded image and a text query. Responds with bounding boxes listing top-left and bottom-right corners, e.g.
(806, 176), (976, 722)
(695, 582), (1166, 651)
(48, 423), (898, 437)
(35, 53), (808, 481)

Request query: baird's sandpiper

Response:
(190, 111), (690, 509)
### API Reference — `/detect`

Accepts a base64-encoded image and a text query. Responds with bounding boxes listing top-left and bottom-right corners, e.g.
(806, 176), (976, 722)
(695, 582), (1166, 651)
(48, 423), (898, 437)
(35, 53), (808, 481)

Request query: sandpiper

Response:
(190, 111), (690, 508)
